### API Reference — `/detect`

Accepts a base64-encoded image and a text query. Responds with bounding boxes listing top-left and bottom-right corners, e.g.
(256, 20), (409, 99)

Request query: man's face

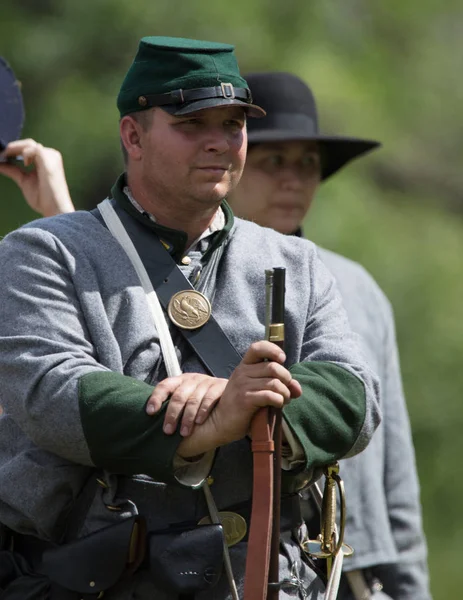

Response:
(132, 105), (247, 207)
(229, 140), (321, 234)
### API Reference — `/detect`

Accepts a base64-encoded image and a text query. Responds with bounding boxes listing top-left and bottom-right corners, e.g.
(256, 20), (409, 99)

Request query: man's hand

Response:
(177, 341), (302, 458)
(146, 373), (227, 437)
(0, 139), (75, 217)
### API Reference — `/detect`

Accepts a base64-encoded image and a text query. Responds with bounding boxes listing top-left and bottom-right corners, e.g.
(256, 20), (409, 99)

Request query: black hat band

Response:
(138, 84), (252, 109)
(253, 113), (317, 136)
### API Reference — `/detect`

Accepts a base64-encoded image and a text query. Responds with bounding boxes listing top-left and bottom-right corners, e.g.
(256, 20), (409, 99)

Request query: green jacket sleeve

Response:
(79, 371), (183, 484)
(283, 361), (367, 473)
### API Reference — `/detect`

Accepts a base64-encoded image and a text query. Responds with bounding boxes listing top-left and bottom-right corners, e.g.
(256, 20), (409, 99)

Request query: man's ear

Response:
(120, 116), (143, 162)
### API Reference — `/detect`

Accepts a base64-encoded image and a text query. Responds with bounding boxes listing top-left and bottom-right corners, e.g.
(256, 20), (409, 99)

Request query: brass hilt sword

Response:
(303, 463), (354, 577)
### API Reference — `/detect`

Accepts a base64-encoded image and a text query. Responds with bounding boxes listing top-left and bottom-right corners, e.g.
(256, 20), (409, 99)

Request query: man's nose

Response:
(203, 127), (230, 153)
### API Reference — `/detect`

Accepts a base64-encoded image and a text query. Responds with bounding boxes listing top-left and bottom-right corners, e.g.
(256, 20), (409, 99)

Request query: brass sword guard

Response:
(302, 463), (354, 560)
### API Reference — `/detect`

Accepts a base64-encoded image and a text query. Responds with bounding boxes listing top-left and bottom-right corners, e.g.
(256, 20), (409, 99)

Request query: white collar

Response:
(123, 185), (225, 245)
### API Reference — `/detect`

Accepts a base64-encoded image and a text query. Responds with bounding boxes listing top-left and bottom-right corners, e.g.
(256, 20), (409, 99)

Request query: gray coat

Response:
(0, 209), (380, 599)
(319, 248), (432, 600)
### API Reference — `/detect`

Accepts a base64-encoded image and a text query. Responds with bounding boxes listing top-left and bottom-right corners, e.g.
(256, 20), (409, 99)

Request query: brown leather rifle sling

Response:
(244, 268), (286, 600)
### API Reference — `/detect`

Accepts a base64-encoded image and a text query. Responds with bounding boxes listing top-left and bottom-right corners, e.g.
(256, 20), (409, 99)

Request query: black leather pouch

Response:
(0, 550), (51, 599)
(36, 516), (141, 595)
(0, 523), (11, 551)
(149, 523), (224, 594)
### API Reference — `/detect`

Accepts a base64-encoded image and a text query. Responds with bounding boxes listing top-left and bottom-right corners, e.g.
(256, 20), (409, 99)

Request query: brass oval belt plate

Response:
(198, 511), (247, 547)
(167, 290), (211, 330)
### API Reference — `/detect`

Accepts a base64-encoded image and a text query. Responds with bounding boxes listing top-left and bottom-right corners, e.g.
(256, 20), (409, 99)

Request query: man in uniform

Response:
(228, 72), (431, 600)
(0, 38), (380, 599)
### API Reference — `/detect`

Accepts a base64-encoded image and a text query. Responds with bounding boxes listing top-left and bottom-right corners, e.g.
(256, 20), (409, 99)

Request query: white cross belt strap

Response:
(98, 199), (182, 379)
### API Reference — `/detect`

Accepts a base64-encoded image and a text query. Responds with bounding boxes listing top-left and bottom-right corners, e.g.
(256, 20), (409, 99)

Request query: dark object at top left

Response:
(0, 57), (25, 152)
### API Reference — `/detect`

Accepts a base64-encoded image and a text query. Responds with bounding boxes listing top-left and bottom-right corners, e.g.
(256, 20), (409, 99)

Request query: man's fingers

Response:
(241, 360), (293, 386)
(146, 376), (182, 416)
(251, 389), (287, 409)
(147, 370), (295, 438)
(178, 378), (227, 434)
(194, 380), (225, 425)
(288, 379), (302, 398)
(148, 374), (219, 433)
(193, 394), (218, 425)
(241, 377), (292, 401)
(179, 379), (213, 434)
(162, 375), (226, 436)
(241, 340), (286, 366)
(162, 379), (201, 434)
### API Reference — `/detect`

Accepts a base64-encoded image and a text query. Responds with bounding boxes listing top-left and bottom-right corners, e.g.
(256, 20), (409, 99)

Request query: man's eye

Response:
(180, 118), (201, 126)
(225, 120), (244, 129)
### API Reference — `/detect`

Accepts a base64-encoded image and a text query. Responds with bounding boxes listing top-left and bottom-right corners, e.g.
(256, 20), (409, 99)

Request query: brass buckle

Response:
(171, 89), (185, 104)
(220, 82), (235, 99)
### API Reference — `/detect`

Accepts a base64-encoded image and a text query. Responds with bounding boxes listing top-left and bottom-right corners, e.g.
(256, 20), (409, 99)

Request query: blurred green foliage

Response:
(1, 2), (462, 597)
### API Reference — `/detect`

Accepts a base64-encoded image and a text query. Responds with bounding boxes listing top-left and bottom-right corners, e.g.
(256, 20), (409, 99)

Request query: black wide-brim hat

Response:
(0, 57), (24, 152)
(245, 72), (380, 180)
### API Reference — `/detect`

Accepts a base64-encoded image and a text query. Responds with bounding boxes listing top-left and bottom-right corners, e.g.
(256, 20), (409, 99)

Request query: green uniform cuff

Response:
(79, 371), (182, 484)
(283, 361), (366, 472)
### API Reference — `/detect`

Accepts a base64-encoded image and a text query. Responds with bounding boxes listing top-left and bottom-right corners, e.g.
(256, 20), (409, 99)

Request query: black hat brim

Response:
(161, 97), (266, 118)
(248, 129), (380, 180)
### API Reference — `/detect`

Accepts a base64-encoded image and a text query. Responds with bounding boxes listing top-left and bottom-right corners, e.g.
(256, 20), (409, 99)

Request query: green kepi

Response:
(117, 36), (265, 118)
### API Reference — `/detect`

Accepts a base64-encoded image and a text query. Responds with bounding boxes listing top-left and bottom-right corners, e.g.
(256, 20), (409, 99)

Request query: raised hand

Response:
(0, 139), (75, 217)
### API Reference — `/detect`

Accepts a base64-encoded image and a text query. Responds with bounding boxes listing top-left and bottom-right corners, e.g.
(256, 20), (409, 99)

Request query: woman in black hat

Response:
(229, 71), (379, 235)
(228, 72), (432, 600)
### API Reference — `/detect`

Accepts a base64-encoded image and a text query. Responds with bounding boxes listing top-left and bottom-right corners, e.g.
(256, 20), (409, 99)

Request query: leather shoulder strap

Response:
(91, 203), (241, 379)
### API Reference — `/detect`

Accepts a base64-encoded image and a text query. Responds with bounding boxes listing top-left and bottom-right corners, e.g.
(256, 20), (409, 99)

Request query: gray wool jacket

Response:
(0, 200), (380, 599)
(318, 248), (432, 600)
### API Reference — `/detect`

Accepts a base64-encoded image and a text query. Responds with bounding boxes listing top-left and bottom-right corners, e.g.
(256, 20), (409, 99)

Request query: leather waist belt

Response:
(12, 493), (303, 563)
(10, 494), (302, 599)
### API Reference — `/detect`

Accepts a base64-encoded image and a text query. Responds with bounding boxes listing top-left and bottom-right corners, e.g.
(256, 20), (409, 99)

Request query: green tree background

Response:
(1, 2), (462, 597)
